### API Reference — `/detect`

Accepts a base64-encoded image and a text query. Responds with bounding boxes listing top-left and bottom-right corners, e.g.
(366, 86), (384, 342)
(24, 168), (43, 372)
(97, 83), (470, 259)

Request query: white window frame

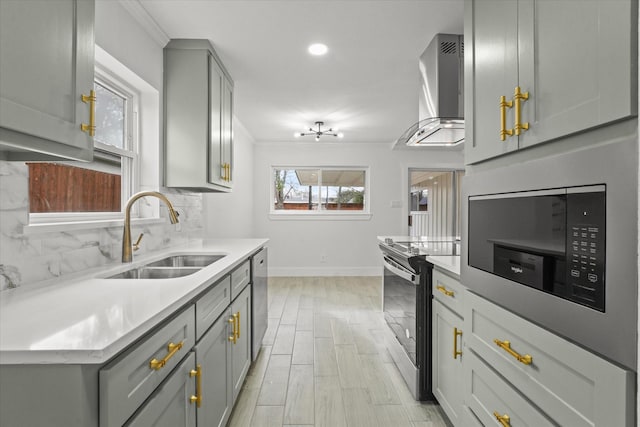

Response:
(28, 71), (140, 225)
(269, 166), (372, 220)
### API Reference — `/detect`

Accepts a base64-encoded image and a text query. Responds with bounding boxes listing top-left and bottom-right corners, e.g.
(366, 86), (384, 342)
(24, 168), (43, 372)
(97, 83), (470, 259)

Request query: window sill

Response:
(269, 212), (372, 221)
(22, 217), (166, 235)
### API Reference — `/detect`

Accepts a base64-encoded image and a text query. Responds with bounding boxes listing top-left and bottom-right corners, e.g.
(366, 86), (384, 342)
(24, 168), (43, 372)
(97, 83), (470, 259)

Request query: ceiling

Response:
(137, 0), (464, 144)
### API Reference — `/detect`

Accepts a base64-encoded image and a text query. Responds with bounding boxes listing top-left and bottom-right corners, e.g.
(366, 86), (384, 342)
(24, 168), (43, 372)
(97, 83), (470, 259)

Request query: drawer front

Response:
(465, 291), (634, 427)
(466, 350), (554, 427)
(100, 306), (196, 427)
(125, 351), (197, 427)
(432, 269), (465, 315)
(230, 260), (250, 301)
(196, 275), (231, 340)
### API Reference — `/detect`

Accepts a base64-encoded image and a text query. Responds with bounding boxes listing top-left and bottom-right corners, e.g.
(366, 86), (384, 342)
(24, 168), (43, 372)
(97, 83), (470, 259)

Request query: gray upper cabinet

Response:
(0, 0), (95, 162)
(164, 39), (234, 192)
(464, 0), (637, 165)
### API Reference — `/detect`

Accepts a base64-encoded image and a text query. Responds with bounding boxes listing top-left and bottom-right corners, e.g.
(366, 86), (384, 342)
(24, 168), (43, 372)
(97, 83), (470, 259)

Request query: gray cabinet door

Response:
(164, 39), (232, 192)
(464, 0), (519, 165)
(0, 0), (94, 161)
(432, 299), (464, 427)
(208, 55), (224, 187)
(195, 308), (233, 427)
(220, 77), (234, 187)
(230, 285), (252, 402)
(126, 352), (197, 427)
(465, 0), (637, 165)
(517, 0), (637, 149)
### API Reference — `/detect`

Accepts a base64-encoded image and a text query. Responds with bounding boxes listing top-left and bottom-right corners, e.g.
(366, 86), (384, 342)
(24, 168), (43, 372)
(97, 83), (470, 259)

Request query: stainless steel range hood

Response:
(397, 33), (464, 147)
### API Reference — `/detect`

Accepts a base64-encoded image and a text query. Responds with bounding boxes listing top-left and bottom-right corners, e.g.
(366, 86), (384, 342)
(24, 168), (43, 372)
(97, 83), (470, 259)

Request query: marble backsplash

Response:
(0, 161), (204, 291)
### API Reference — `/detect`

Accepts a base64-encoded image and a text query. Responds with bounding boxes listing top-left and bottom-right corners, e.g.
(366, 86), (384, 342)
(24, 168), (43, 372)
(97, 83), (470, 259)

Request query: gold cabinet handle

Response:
(493, 411), (511, 427)
(494, 339), (532, 365)
(189, 364), (202, 407)
(437, 285), (454, 297)
(228, 315), (237, 344)
(513, 86), (529, 135)
(80, 89), (96, 136)
(499, 95), (514, 141)
(453, 327), (463, 359)
(149, 340), (185, 370)
(234, 312), (240, 339)
(221, 163), (231, 181)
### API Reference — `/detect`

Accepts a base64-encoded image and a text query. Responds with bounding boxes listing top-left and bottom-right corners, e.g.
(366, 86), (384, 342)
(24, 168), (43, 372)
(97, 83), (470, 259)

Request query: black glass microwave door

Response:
(383, 267), (417, 365)
(468, 194), (566, 274)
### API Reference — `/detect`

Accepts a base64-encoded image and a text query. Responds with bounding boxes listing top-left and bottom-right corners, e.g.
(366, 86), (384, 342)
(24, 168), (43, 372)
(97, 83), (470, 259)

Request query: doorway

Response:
(408, 169), (464, 238)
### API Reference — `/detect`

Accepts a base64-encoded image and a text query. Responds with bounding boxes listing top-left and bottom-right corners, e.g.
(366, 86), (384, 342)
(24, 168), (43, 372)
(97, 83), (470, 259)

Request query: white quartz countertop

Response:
(377, 236), (461, 278)
(0, 239), (267, 365)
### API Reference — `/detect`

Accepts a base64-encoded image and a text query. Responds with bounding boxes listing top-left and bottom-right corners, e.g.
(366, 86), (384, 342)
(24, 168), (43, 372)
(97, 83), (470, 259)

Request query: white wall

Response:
(203, 119), (256, 238)
(253, 142), (464, 276)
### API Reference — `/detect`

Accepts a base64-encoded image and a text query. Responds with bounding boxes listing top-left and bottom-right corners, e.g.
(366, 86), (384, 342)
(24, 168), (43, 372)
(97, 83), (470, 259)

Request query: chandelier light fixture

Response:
(294, 121), (344, 141)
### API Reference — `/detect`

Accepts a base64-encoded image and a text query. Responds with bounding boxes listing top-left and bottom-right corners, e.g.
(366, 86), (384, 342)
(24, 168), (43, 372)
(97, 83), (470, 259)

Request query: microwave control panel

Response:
(566, 191), (606, 311)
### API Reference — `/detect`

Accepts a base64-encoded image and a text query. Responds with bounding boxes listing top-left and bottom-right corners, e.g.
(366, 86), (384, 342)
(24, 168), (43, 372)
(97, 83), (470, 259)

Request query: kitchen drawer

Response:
(466, 350), (554, 427)
(100, 306), (196, 427)
(432, 269), (465, 315)
(465, 291), (634, 427)
(196, 275), (231, 340)
(230, 260), (250, 301)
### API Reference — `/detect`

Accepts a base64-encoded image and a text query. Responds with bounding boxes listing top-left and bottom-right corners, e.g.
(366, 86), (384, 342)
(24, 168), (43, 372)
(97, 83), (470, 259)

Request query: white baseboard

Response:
(269, 266), (382, 277)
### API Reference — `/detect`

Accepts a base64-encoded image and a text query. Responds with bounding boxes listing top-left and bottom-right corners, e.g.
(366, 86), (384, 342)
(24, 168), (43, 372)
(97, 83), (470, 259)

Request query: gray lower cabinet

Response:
(431, 270), (465, 427)
(432, 300), (464, 426)
(126, 352), (197, 427)
(464, 0), (637, 165)
(0, 0), (95, 161)
(194, 268), (252, 426)
(464, 290), (635, 426)
(195, 308), (234, 427)
(230, 285), (252, 402)
(100, 307), (196, 427)
(0, 254), (264, 427)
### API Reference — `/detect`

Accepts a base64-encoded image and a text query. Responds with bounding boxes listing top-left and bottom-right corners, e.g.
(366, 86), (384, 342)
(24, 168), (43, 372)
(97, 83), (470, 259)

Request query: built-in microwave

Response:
(468, 185), (605, 311)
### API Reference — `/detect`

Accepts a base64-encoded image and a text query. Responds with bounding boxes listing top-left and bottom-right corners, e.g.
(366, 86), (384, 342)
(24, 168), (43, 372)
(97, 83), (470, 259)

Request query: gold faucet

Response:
(122, 191), (180, 263)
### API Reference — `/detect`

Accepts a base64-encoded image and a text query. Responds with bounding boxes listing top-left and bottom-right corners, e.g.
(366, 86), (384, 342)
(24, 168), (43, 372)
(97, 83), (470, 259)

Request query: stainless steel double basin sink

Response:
(106, 254), (226, 279)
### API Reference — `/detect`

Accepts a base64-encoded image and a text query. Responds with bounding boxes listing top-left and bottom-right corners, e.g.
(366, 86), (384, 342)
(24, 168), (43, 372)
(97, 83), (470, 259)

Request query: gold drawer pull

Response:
(235, 311), (241, 339)
(494, 339), (532, 365)
(453, 327), (463, 359)
(149, 340), (185, 370)
(189, 364), (202, 407)
(437, 285), (454, 297)
(513, 86), (529, 136)
(493, 411), (511, 427)
(228, 315), (237, 344)
(80, 90), (96, 137)
(499, 95), (514, 141)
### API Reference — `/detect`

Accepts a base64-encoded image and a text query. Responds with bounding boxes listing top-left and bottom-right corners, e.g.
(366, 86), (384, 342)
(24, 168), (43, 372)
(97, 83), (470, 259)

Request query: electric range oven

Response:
(379, 239), (458, 401)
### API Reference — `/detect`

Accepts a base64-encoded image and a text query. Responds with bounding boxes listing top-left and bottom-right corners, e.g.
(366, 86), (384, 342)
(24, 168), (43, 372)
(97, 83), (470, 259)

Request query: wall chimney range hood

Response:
(397, 33), (464, 147)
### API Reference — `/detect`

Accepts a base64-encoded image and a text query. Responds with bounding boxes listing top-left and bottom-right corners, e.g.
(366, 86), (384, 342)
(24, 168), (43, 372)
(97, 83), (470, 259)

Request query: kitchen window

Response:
(271, 167), (370, 219)
(28, 73), (138, 224)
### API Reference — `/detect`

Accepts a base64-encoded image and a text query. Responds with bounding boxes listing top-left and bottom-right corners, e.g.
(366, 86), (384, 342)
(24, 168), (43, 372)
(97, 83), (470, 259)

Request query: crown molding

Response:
(118, 0), (170, 47)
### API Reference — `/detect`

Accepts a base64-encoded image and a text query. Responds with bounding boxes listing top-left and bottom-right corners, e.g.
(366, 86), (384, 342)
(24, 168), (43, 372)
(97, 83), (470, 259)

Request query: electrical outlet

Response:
(320, 254), (327, 263)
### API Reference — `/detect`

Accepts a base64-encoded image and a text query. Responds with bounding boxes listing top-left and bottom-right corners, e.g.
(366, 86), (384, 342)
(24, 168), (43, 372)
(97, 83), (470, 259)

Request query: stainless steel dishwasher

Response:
(251, 247), (268, 361)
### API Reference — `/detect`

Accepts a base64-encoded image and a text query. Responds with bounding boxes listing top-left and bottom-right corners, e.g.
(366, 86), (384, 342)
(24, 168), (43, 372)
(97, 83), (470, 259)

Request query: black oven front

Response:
(380, 247), (434, 401)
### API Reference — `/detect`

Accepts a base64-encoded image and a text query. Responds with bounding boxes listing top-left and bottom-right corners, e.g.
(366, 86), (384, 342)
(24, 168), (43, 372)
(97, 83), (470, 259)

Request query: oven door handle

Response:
(383, 256), (419, 285)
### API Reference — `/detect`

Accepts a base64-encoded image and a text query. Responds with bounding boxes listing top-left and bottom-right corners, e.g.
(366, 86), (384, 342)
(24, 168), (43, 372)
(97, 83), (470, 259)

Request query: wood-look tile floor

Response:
(228, 276), (450, 427)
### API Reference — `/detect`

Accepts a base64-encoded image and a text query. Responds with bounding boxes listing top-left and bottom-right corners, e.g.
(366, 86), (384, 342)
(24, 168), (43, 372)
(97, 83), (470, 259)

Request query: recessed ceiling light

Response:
(308, 43), (328, 56)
